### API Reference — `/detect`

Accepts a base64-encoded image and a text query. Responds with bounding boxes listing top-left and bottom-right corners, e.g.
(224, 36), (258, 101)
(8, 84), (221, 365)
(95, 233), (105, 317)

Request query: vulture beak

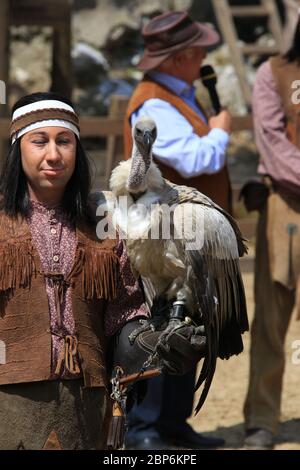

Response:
(143, 131), (153, 154)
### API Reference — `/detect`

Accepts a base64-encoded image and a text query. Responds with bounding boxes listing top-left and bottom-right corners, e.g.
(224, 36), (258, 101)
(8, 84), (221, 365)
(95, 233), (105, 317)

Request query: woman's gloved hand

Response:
(110, 319), (206, 380)
(154, 323), (206, 375)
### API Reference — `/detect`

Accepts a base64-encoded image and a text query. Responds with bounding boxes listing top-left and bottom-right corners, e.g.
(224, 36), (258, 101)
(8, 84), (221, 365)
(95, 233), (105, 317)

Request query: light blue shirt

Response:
(131, 71), (229, 178)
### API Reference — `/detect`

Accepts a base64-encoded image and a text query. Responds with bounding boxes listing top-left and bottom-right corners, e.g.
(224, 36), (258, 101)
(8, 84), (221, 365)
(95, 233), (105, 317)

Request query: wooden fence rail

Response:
(0, 117), (124, 138)
(0, 114), (253, 139)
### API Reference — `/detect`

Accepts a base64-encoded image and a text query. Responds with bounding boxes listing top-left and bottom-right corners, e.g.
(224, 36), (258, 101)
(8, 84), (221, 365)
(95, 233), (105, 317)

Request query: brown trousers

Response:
(243, 200), (295, 433)
(0, 378), (110, 450)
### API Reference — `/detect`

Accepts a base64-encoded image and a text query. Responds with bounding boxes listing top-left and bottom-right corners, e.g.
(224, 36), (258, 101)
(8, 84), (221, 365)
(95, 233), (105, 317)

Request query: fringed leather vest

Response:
(124, 79), (231, 211)
(270, 55), (300, 149)
(0, 211), (118, 387)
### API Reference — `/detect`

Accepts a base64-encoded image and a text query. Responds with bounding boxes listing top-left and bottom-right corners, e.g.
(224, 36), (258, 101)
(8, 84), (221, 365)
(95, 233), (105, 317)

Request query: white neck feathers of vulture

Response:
(109, 159), (164, 198)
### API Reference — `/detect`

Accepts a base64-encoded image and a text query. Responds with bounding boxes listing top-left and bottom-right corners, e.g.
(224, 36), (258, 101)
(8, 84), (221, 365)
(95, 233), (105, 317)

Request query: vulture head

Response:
(127, 117), (157, 194)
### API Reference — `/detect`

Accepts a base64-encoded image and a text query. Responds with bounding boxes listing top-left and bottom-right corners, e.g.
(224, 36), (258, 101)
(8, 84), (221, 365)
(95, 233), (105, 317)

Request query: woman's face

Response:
(20, 126), (76, 202)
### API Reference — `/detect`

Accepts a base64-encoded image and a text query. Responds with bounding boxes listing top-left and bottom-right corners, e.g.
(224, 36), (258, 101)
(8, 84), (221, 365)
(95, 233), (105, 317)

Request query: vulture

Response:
(107, 116), (249, 412)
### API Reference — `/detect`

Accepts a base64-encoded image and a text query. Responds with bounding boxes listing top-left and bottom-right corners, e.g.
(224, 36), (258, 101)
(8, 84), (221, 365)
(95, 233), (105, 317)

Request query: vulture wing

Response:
(161, 180), (249, 412)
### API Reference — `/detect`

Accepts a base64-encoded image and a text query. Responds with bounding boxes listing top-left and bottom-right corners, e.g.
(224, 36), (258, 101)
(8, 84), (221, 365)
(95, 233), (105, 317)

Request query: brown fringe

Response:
(68, 245), (119, 301)
(0, 241), (36, 292)
(0, 240), (36, 317)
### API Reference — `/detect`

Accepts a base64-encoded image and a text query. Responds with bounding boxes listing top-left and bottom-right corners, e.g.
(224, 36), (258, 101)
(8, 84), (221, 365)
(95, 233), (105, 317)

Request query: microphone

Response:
(199, 65), (221, 114)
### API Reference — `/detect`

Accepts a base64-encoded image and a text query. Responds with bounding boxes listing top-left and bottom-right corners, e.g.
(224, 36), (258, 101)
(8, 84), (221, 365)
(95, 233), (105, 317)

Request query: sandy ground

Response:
(189, 271), (300, 450)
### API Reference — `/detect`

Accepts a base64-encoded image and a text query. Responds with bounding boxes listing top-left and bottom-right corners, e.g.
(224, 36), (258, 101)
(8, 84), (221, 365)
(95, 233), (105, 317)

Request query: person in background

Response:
(243, 13), (300, 450)
(123, 10), (232, 450)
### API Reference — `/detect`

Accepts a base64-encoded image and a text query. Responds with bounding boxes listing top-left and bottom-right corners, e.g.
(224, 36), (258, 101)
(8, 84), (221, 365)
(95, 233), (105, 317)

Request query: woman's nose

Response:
(46, 142), (61, 162)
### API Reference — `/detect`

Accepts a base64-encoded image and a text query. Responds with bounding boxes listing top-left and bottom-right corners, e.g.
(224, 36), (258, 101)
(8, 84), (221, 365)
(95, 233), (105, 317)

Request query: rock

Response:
(102, 24), (143, 68)
(72, 42), (109, 89)
(98, 77), (136, 108)
(73, 0), (97, 10)
(74, 77), (136, 116)
(72, 0), (193, 49)
(10, 26), (52, 100)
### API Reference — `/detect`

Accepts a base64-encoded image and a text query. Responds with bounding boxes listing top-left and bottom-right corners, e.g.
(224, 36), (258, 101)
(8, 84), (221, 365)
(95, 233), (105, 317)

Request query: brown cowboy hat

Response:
(137, 11), (220, 71)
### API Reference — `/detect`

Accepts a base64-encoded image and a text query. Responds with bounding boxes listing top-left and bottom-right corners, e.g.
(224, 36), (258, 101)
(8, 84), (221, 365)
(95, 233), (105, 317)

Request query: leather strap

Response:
(54, 335), (81, 375)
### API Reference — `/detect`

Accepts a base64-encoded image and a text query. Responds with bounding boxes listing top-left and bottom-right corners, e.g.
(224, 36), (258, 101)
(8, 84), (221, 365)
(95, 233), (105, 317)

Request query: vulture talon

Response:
(128, 316), (167, 345)
(157, 318), (187, 346)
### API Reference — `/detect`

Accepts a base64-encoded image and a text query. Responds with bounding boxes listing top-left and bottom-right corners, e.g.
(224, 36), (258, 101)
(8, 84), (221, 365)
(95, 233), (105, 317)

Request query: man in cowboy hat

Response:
(123, 10), (231, 450)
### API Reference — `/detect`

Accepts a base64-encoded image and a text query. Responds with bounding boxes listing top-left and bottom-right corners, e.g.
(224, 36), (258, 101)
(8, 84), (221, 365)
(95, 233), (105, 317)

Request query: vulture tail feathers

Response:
(187, 251), (219, 414)
(187, 247), (248, 413)
(218, 316), (244, 359)
(236, 272), (249, 332)
(194, 351), (217, 414)
(217, 264), (248, 359)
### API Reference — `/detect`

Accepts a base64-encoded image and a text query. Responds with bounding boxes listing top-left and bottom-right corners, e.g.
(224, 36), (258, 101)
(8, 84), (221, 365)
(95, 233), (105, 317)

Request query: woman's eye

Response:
(58, 139), (70, 145)
(32, 140), (46, 145)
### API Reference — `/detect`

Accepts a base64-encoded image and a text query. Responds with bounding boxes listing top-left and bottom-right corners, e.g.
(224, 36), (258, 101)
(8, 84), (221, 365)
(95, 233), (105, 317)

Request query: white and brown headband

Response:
(10, 99), (80, 144)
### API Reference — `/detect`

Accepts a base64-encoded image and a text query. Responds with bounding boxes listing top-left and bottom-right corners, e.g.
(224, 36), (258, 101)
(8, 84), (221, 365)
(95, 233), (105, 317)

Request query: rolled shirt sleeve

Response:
(253, 60), (300, 194)
(131, 99), (229, 178)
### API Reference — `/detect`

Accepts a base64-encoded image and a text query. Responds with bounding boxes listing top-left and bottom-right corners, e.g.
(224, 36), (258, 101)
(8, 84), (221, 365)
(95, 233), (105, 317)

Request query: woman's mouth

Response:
(41, 168), (64, 176)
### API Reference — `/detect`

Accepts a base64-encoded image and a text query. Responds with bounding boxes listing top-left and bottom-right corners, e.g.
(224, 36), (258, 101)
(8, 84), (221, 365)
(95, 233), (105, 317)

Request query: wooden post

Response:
(0, 0), (9, 99)
(51, 6), (72, 98)
(212, 0), (283, 108)
(212, 0), (253, 107)
(0, 0), (9, 167)
(103, 95), (129, 190)
(9, 0), (73, 98)
(263, 0), (283, 49)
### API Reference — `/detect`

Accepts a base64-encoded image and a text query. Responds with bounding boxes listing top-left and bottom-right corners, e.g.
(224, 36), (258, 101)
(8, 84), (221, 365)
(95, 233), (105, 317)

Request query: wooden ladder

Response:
(212, 0), (283, 107)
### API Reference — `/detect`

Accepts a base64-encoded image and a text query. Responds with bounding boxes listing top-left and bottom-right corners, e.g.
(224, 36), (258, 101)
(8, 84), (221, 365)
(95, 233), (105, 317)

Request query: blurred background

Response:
(1, 0), (296, 197)
(2, 0), (297, 241)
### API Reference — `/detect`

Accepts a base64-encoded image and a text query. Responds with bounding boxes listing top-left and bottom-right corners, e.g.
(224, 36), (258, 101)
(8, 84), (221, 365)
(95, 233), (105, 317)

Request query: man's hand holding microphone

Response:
(200, 64), (232, 134)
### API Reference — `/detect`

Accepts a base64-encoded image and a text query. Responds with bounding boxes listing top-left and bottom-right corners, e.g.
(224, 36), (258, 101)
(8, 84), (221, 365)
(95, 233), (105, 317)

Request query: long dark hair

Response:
(0, 92), (92, 223)
(284, 16), (300, 64)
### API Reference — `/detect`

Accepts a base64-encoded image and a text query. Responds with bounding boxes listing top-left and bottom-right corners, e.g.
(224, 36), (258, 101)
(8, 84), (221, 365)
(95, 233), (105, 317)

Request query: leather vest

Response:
(124, 78), (231, 211)
(270, 55), (300, 149)
(0, 211), (118, 387)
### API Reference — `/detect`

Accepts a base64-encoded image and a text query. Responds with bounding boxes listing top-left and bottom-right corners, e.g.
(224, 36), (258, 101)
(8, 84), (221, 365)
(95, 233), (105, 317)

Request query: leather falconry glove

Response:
(154, 321), (207, 375)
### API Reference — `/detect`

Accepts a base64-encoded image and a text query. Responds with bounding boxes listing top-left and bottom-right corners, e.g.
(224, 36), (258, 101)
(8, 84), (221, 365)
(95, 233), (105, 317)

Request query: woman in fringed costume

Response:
(0, 92), (149, 450)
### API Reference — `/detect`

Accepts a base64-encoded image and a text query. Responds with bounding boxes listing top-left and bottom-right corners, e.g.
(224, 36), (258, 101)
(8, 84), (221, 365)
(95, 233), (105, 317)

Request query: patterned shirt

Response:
(27, 200), (149, 378)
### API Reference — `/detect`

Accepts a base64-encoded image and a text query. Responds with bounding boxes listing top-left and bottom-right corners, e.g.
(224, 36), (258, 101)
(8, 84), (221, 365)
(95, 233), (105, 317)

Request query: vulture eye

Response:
(136, 128), (142, 135)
